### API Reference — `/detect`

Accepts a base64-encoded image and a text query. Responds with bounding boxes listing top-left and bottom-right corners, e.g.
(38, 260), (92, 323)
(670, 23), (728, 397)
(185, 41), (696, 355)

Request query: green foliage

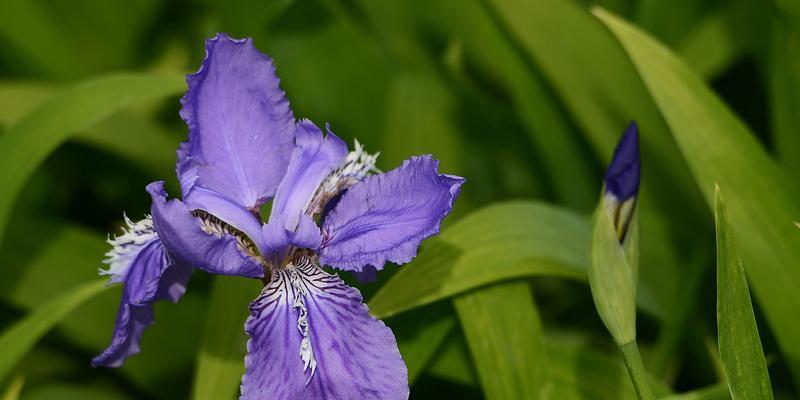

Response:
(0, 74), (185, 245)
(588, 201), (637, 346)
(0, 0), (795, 398)
(596, 8), (800, 383)
(714, 187), (773, 399)
(454, 282), (548, 399)
(191, 278), (262, 400)
(0, 279), (107, 384)
(369, 201), (587, 319)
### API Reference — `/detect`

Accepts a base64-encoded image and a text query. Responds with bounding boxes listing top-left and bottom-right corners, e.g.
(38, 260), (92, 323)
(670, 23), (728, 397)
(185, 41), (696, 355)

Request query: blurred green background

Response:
(1, 0), (799, 398)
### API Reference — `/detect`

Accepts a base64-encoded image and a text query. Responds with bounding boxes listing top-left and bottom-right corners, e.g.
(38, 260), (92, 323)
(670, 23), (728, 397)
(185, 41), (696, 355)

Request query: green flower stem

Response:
(619, 340), (654, 400)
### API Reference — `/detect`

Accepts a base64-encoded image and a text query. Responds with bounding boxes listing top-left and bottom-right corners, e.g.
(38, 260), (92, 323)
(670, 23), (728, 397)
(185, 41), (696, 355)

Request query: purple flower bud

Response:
(604, 121), (640, 202)
(604, 122), (640, 242)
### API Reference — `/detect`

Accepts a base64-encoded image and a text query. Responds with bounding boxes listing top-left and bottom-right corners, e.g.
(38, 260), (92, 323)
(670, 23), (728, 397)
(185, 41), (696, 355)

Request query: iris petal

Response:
(148, 181), (264, 278)
(92, 238), (192, 367)
(178, 33), (296, 211)
(240, 260), (408, 399)
(262, 120), (347, 259)
(319, 155), (464, 271)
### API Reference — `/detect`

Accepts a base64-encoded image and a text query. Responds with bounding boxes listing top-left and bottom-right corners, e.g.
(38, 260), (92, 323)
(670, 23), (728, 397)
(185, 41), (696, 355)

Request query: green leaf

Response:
(428, 331), (670, 399)
(482, 0), (702, 214)
(659, 384), (730, 400)
(714, 186), (773, 399)
(0, 376), (23, 400)
(595, 7), (800, 381)
(676, 9), (743, 79)
(0, 82), (181, 177)
(454, 281), (548, 399)
(423, 0), (596, 209)
(22, 383), (134, 400)
(768, 20), (800, 183)
(368, 201), (587, 318)
(191, 277), (262, 400)
(0, 217), (203, 397)
(588, 202), (636, 346)
(0, 279), (107, 383)
(390, 304), (457, 385)
(425, 329), (478, 386)
(0, 0), (159, 79)
(481, 0), (702, 327)
(0, 73), (185, 246)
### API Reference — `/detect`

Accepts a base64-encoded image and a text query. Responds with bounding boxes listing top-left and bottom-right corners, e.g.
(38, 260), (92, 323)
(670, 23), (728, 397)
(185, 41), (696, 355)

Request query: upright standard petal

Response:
(148, 182), (264, 278)
(319, 155), (465, 271)
(92, 237), (193, 367)
(262, 120), (347, 259)
(178, 33), (295, 210)
(604, 121), (640, 202)
(241, 259), (408, 400)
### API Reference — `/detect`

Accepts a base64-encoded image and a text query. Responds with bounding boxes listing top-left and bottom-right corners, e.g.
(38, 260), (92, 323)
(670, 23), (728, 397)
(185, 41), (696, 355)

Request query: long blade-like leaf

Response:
(368, 201), (587, 318)
(0, 279), (107, 382)
(595, 8), (800, 381)
(191, 277), (261, 400)
(454, 282), (548, 399)
(714, 186), (773, 399)
(0, 73), (184, 246)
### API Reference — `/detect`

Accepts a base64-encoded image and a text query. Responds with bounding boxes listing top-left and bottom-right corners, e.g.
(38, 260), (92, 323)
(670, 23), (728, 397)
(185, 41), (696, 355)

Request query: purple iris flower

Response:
(603, 121), (640, 241)
(93, 34), (465, 400)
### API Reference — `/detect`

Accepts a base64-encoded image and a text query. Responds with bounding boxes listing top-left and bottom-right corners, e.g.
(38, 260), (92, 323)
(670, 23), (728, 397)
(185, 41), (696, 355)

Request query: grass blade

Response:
(0, 279), (107, 383)
(714, 186), (773, 399)
(595, 8), (800, 382)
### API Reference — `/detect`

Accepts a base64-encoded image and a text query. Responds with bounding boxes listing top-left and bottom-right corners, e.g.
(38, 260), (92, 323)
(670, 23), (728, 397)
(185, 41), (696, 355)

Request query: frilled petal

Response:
(262, 120), (347, 259)
(92, 237), (193, 367)
(178, 33), (295, 210)
(240, 261), (408, 400)
(319, 155), (465, 271)
(148, 182), (264, 278)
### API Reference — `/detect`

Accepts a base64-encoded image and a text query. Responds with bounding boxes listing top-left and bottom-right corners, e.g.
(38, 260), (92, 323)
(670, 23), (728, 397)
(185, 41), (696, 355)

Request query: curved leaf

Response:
(368, 201), (587, 318)
(454, 282), (548, 400)
(0, 279), (107, 383)
(191, 277), (261, 400)
(595, 7), (800, 381)
(715, 187), (773, 399)
(0, 73), (185, 246)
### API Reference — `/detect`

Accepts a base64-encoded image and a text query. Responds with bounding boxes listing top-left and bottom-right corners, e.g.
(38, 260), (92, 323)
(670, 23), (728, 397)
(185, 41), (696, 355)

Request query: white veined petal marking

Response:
(265, 255), (340, 385)
(101, 214), (158, 284)
(288, 265), (317, 384)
